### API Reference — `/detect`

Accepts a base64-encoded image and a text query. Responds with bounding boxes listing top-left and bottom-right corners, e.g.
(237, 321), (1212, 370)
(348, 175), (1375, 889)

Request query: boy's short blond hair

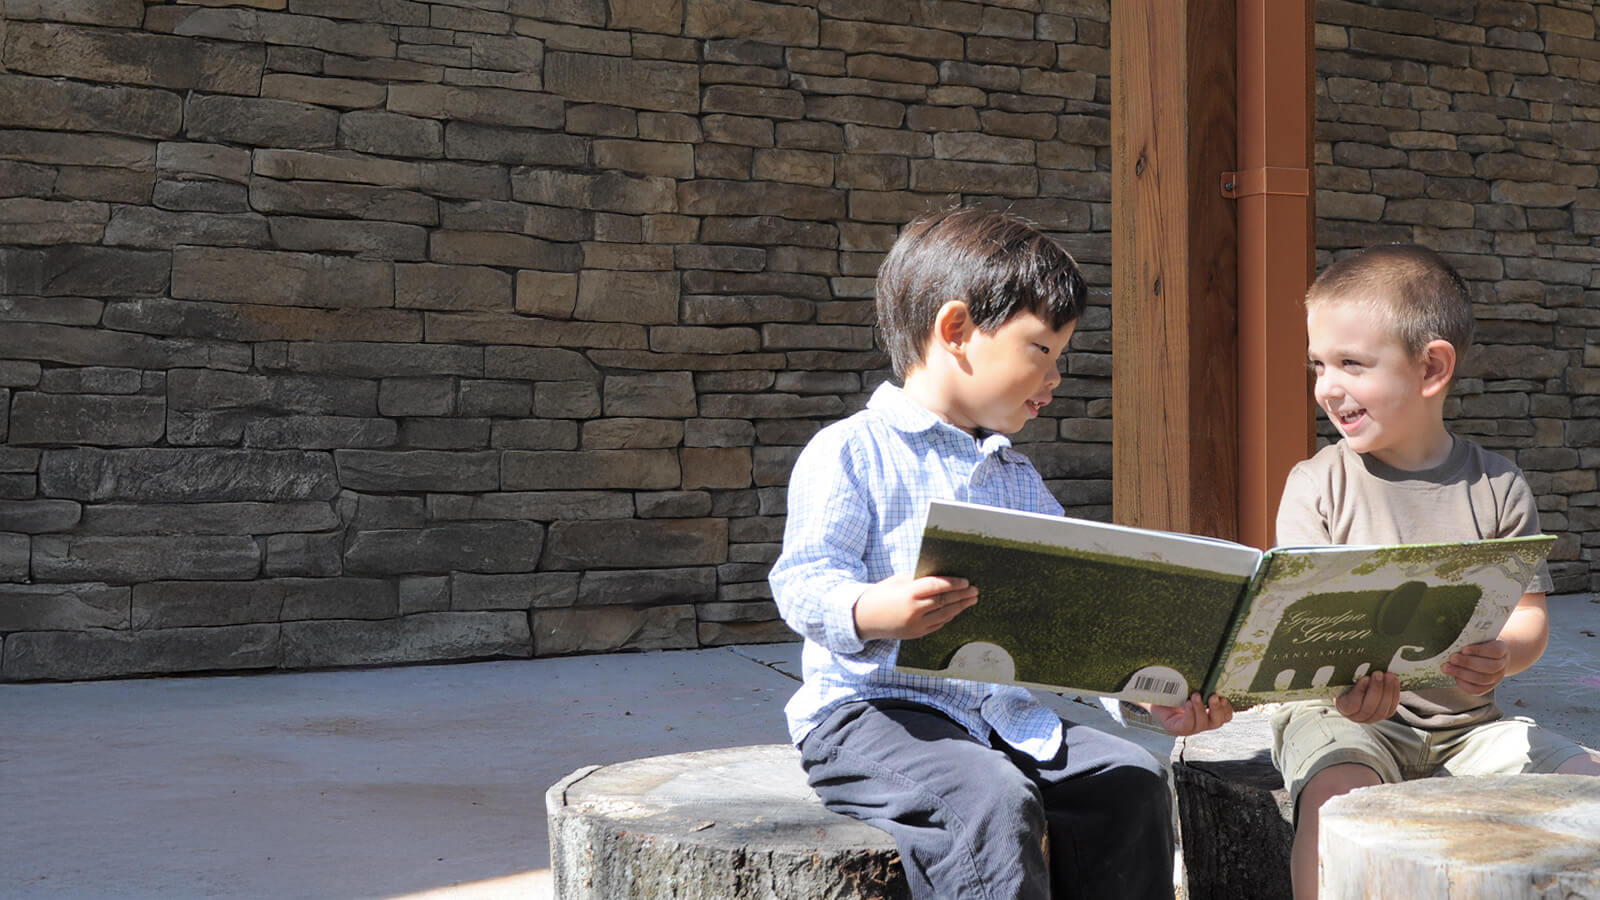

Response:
(1304, 243), (1474, 362)
(874, 208), (1086, 380)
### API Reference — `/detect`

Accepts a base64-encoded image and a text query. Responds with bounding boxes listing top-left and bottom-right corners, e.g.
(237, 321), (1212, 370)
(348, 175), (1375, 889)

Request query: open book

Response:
(894, 500), (1555, 708)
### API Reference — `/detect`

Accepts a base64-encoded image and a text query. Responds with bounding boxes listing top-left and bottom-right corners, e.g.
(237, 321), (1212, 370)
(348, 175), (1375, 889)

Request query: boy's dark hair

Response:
(874, 208), (1087, 379)
(1305, 243), (1474, 361)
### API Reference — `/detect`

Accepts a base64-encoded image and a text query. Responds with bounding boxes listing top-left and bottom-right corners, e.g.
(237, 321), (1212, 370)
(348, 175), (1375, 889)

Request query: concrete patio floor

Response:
(3, 593), (1597, 899)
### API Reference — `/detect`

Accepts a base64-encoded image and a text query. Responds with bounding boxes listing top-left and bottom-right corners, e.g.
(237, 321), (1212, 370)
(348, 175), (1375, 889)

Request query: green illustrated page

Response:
(1210, 535), (1555, 707)
(894, 500), (1262, 706)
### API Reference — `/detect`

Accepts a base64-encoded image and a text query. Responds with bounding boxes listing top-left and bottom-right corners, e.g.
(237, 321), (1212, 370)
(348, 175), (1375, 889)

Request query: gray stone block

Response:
(395, 262), (512, 310)
(1, 533), (29, 581)
(544, 51), (698, 113)
(171, 247), (394, 308)
(338, 109), (445, 159)
(444, 122), (586, 165)
(451, 571), (579, 610)
(698, 619), (792, 646)
(76, 501), (336, 535)
(0, 499), (82, 533)
(6, 22), (264, 94)
(5, 0), (144, 26)
(264, 532), (343, 577)
(388, 82), (563, 127)
(5, 246), (171, 297)
(104, 207), (271, 249)
(343, 521), (543, 574)
(426, 490), (634, 522)
(602, 372), (696, 417)
(250, 177), (438, 224)
(40, 449), (340, 502)
(33, 534), (261, 583)
(280, 611), (530, 668)
(0, 73), (182, 138)
(279, 342), (482, 378)
(8, 392), (165, 447)
(399, 576), (451, 614)
(502, 449), (679, 491)
(581, 418), (685, 450)
(457, 380), (532, 417)
(0, 581), (128, 630)
(577, 567), (716, 607)
(185, 94), (338, 148)
(544, 518), (727, 569)
(533, 603), (696, 654)
(268, 216), (428, 259)
(376, 377), (456, 417)
(244, 414), (397, 448)
(1, 624), (282, 680)
(131, 578), (396, 628)
(0, 197), (109, 245)
(168, 368), (377, 415)
(334, 450), (498, 492)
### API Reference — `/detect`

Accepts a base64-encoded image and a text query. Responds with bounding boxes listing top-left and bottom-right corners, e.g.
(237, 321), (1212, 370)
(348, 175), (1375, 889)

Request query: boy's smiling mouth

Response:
(1333, 408), (1367, 429)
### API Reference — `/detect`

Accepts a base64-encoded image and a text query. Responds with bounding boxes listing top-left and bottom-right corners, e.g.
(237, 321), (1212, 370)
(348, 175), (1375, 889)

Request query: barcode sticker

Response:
(1127, 665), (1187, 703)
(1132, 674), (1181, 695)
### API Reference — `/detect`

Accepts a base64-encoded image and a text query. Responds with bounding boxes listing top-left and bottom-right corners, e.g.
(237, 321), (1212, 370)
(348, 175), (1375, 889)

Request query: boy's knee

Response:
(1297, 763), (1382, 826)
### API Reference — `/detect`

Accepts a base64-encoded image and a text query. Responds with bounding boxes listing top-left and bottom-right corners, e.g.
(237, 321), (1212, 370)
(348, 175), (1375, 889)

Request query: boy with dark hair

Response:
(1273, 242), (1600, 899)
(770, 208), (1234, 899)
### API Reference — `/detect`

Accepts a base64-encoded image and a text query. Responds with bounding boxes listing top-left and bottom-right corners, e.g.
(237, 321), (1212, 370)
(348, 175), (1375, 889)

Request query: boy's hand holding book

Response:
(1147, 693), (1236, 736)
(855, 574), (978, 641)
(1333, 672), (1400, 723)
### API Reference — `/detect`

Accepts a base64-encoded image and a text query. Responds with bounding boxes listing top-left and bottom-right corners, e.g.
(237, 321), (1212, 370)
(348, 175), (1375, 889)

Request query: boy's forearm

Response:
(1499, 594), (1550, 676)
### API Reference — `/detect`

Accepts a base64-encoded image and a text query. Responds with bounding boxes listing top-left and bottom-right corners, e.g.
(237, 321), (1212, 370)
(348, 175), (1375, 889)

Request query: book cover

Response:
(894, 500), (1554, 707)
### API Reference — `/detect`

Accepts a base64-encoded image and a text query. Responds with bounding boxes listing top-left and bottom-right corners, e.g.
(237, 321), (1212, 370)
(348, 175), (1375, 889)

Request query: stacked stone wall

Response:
(0, 0), (1595, 681)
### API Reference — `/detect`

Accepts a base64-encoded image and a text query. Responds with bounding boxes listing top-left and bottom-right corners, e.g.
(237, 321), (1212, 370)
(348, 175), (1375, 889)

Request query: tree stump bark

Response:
(547, 743), (909, 900)
(1319, 774), (1600, 899)
(1169, 707), (1294, 900)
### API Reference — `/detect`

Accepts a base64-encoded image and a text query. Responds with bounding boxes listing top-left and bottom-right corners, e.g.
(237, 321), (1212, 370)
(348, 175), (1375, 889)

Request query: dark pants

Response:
(799, 700), (1173, 900)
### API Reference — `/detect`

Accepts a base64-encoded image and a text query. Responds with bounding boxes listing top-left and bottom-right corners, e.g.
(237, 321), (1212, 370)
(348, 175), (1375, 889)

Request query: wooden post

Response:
(1231, 0), (1317, 549)
(1113, 0), (1315, 547)
(1111, 0), (1240, 540)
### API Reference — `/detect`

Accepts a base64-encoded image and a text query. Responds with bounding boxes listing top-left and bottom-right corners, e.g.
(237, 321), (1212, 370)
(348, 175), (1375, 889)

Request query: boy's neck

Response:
(900, 368), (976, 435)
(1369, 420), (1455, 472)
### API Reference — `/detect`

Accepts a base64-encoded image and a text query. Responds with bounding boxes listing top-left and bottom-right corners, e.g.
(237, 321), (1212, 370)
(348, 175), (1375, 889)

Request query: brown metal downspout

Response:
(1227, 0), (1317, 549)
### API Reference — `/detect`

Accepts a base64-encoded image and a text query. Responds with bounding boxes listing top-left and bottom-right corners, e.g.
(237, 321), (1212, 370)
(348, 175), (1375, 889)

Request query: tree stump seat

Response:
(1169, 706), (1295, 900)
(1319, 774), (1600, 898)
(546, 743), (910, 899)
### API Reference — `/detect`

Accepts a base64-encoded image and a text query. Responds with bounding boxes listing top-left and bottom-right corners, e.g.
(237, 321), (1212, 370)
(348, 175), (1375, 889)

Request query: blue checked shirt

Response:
(770, 383), (1067, 761)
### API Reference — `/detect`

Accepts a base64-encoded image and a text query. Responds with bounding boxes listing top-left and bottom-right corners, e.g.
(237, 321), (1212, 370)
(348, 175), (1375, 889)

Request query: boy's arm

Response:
(1444, 590), (1549, 695)
(768, 438), (878, 656)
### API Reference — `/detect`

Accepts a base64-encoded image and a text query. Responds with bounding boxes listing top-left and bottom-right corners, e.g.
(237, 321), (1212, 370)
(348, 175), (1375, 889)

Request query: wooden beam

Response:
(1112, 1), (1240, 540)
(1233, 0), (1317, 548)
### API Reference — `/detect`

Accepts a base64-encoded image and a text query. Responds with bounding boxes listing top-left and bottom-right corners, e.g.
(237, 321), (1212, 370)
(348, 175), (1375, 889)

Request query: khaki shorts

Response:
(1270, 700), (1592, 813)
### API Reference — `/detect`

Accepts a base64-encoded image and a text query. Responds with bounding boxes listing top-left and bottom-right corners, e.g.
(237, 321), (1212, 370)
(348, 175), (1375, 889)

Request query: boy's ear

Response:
(933, 300), (974, 353)
(1419, 339), (1456, 398)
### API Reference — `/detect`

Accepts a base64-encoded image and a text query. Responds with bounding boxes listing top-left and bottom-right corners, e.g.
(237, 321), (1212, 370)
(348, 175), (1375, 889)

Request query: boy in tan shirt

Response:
(1271, 242), (1600, 899)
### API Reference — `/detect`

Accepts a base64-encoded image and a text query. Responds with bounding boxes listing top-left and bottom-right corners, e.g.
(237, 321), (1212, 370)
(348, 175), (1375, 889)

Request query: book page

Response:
(894, 500), (1263, 705)
(1211, 536), (1554, 706)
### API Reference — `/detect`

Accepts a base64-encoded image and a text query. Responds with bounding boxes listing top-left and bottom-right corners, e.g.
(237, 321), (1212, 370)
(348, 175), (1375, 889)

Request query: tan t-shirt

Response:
(1275, 436), (1553, 730)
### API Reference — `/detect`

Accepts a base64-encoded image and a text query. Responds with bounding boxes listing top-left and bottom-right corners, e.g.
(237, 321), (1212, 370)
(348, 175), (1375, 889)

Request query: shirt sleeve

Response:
(768, 428), (875, 656)
(1498, 467), (1555, 594)
(1274, 461), (1332, 547)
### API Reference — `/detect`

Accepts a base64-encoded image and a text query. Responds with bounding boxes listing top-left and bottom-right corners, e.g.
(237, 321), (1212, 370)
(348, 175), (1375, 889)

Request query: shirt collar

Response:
(867, 382), (1020, 459)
